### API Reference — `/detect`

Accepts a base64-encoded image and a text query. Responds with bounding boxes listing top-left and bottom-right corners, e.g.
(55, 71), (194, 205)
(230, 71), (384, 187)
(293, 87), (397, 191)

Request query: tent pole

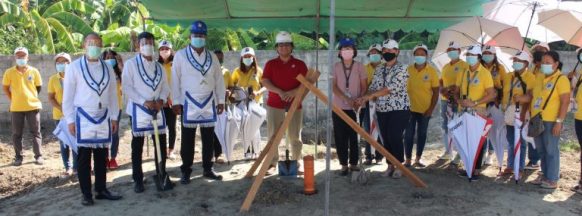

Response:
(325, 0), (335, 216)
(314, 0), (321, 158)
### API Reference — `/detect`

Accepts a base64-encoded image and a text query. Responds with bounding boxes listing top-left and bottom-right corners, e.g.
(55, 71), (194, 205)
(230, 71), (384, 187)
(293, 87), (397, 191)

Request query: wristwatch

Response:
(556, 118), (563, 123)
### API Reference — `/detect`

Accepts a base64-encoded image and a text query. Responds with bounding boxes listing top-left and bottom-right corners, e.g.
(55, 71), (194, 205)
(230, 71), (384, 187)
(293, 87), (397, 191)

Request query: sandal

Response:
(530, 175), (544, 185)
(540, 180), (558, 189)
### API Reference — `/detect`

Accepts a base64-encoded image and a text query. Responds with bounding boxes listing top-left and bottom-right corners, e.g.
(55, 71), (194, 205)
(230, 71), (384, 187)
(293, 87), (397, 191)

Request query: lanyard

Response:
(341, 61), (354, 89)
(461, 69), (479, 99)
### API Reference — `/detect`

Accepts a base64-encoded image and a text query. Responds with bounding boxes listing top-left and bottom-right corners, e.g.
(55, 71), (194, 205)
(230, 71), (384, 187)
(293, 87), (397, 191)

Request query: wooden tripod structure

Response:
(240, 72), (427, 212)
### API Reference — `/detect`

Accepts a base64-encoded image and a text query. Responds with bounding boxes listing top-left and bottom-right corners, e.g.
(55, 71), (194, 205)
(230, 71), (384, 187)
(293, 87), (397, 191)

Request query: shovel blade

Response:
(278, 160), (298, 176)
(153, 174), (174, 191)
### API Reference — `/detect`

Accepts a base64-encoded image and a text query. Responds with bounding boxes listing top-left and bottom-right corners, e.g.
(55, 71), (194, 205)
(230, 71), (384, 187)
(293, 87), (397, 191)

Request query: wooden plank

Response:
(296, 74), (428, 188)
(240, 70), (320, 212)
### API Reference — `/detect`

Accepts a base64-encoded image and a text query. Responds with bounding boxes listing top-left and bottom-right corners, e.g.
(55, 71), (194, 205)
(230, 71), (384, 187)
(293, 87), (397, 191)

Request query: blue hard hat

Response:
(339, 38), (355, 49)
(190, 20), (207, 35)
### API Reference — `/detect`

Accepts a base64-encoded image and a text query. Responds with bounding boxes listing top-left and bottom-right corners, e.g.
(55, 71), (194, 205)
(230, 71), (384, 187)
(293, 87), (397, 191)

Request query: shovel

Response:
(151, 110), (173, 191)
(351, 109), (370, 185)
(278, 102), (298, 177)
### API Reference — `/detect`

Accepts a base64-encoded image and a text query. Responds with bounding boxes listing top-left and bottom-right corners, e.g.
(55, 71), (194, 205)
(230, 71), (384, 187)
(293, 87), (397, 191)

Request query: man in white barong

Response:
(172, 20), (226, 183)
(63, 33), (122, 206)
(123, 32), (172, 193)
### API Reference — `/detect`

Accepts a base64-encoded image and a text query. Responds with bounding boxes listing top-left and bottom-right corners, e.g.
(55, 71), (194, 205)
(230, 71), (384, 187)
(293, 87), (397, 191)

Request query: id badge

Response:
(345, 88), (352, 98)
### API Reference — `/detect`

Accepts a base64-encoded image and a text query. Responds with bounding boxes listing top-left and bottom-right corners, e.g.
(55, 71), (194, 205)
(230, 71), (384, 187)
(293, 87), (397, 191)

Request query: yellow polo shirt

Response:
(231, 67), (263, 103)
(407, 64), (439, 113)
(365, 63), (377, 86)
(576, 84), (582, 120)
(531, 71), (570, 122)
(47, 73), (64, 120)
(483, 64), (507, 89)
(163, 62), (172, 85)
(2, 66), (43, 112)
(441, 60), (469, 100)
(455, 64), (494, 108)
(501, 70), (535, 109)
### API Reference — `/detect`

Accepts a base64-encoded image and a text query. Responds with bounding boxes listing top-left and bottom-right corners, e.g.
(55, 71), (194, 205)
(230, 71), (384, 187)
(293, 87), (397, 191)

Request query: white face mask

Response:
(160, 50), (171, 59)
(140, 45), (154, 57)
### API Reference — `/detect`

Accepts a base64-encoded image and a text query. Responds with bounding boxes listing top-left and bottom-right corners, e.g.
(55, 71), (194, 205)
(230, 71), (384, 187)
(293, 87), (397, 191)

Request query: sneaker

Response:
(381, 166), (395, 177)
(61, 169), (72, 178)
(35, 157), (44, 165)
(413, 160), (426, 168)
(13, 158), (23, 166)
(529, 175), (544, 185)
(108, 159), (119, 170)
(525, 162), (540, 170)
(540, 180), (558, 189)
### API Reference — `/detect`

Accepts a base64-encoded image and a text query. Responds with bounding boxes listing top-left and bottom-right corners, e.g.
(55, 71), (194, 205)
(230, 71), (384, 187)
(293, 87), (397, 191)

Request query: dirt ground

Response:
(1, 120), (582, 216)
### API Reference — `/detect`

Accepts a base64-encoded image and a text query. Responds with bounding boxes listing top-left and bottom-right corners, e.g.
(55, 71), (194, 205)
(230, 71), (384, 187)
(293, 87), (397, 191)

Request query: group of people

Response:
(330, 37), (582, 191)
(3, 19), (582, 206)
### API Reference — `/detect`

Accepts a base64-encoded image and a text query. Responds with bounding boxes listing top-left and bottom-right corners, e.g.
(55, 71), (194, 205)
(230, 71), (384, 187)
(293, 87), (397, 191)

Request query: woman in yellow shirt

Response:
(48, 52), (76, 176)
(102, 49), (124, 170)
(157, 40), (178, 159)
(526, 51), (570, 189)
(231, 47), (267, 159)
(572, 48), (582, 193)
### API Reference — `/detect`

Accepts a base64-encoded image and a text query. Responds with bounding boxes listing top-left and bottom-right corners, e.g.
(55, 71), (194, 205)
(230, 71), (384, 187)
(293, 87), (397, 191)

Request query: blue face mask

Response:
(242, 57), (254, 66)
(56, 63), (67, 72)
(86, 46), (102, 59)
(105, 59), (117, 67)
(414, 56), (427, 65)
(578, 53), (582, 63)
(369, 54), (381, 63)
(466, 56), (479, 66)
(16, 59), (27, 66)
(541, 64), (554, 75)
(482, 54), (495, 63)
(447, 50), (460, 60)
(512, 62), (525, 71)
(191, 37), (206, 48)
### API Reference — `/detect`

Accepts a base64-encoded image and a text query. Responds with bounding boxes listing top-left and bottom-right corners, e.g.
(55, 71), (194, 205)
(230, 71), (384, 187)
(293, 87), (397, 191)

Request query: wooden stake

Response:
(240, 70), (320, 212)
(296, 74), (428, 188)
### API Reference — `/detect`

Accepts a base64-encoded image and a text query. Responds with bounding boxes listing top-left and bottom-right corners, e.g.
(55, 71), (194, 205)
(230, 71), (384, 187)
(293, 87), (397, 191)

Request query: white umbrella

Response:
(243, 101), (267, 154)
(513, 106), (524, 182)
(483, 0), (563, 44)
(448, 112), (493, 179)
(214, 105), (242, 162)
(53, 119), (78, 153)
(432, 17), (526, 71)
(214, 112), (228, 160)
(538, 9), (582, 47)
(488, 106), (507, 169)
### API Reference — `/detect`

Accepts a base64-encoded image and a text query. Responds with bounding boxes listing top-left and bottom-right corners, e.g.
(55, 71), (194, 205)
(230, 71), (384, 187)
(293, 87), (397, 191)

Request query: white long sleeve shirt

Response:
(122, 54), (171, 116)
(63, 56), (119, 124)
(171, 47), (226, 106)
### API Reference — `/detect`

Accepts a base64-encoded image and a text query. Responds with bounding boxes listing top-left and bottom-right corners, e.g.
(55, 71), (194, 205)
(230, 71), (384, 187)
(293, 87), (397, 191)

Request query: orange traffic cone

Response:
(303, 155), (317, 195)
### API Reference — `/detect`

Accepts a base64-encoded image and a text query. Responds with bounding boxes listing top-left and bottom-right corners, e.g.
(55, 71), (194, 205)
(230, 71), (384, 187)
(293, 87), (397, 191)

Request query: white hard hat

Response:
(240, 47), (255, 56)
(54, 52), (71, 62)
(14, 47), (28, 55)
(276, 31), (293, 43)
(512, 51), (530, 63)
(448, 41), (460, 49)
(466, 44), (482, 55)
(367, 43), (382, 53)
(382, 39), (399, 49)
(482, 45), (496, 54)
(412, 44), (428, 54)
(159, 40), (172, 49)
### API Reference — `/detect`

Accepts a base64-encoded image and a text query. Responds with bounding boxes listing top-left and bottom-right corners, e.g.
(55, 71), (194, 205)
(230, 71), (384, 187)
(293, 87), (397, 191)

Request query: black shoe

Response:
(470, 175), (480, 181)
(203, 171), (223, 180)
(134, 182), (145, 193)
(95, 190), (122, 200)
(180, 173), (191, 185)
(82, 196), (94, 206)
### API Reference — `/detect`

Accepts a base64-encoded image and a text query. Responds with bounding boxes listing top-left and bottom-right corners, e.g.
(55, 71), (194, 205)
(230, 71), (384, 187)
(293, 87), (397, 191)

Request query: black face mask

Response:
(382, 52), (397, 61)
(533, 51), (545, 63)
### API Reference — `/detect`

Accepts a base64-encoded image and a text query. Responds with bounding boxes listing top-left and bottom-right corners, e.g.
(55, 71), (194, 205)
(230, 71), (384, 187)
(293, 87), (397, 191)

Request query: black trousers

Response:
(132, 134), (168, 183)
(77, 147), (107, 198)
(333, 110), (359, 166)
(180, 125), (215, 175)
(377, 110), (410, 164)
(163, 107), (177, 150)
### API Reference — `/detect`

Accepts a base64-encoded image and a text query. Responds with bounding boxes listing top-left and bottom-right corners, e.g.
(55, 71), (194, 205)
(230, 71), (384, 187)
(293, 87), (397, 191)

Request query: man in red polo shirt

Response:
(261, 31), (308, 174)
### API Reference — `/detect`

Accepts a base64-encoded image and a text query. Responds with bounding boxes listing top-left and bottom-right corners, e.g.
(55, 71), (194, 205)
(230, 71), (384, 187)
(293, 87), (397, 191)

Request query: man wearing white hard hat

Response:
(172, 20), (226, 183)
(501, 51), (536, 177)
(232, 47), (267, 160)
(452, 44), (496, 180)
(2, 47), (43, 166)
(438, 41), (469, 162)
(261, 31), (308, 175)
(362, 43), (383, 165)
(404, 44), (439, 168)
(573, 47), (582, 192)
(48, 52), (76, 176)
(357, 39), (411, 179)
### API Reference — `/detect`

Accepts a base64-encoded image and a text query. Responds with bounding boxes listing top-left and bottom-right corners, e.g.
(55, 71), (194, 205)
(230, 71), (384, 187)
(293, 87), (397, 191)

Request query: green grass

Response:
(561, 139), (581, 152)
